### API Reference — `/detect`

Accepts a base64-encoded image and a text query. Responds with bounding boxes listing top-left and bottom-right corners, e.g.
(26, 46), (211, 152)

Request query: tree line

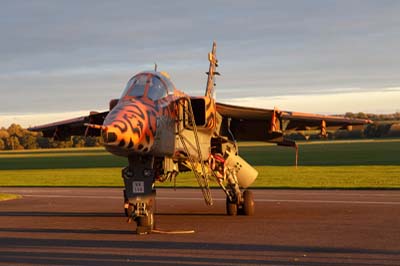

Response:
(0, 124), (102, 150)
(344, 112), (400, 121)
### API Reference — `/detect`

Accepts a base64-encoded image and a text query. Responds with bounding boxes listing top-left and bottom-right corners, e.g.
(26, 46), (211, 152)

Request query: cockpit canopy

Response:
(121, 71), (175, 101)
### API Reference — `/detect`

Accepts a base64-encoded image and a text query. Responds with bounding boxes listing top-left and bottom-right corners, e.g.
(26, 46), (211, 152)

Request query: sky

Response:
(1, 0), (400, 128)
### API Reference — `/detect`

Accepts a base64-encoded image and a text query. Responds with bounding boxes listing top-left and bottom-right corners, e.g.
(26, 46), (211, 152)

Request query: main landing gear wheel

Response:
(242, 190), (255, 216)
(226, 197), (238, 216)
(225, 190), (255, 216)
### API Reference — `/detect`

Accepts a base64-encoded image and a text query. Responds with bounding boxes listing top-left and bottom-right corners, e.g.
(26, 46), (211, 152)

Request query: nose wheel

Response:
(135, 212), (155, 235)
(126, 200), (156, 235)
(226, 190), (254, 216)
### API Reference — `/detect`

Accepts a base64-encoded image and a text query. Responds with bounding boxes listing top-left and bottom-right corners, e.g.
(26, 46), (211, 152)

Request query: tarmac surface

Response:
(0, 187), (399, 266)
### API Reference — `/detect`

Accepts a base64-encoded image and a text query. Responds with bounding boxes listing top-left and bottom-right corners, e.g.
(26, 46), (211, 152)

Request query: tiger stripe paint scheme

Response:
(204, 97), (217, 129)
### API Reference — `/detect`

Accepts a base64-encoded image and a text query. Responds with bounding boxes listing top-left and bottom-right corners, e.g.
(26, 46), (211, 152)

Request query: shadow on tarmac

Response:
(0, 235), (399, 266)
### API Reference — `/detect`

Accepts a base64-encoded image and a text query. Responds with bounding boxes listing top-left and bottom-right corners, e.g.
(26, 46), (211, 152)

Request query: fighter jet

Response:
(29, 42), (371, 234)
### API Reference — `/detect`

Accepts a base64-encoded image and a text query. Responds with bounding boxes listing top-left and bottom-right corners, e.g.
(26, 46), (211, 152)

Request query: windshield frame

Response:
(120, 72), (171, 101)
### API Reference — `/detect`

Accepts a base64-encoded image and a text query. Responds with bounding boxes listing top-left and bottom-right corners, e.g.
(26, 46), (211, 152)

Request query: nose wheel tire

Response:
(136, 213), (154, 235)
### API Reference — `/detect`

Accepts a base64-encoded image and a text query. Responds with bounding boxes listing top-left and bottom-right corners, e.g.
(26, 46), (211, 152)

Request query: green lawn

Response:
(0, 140), (399, 188)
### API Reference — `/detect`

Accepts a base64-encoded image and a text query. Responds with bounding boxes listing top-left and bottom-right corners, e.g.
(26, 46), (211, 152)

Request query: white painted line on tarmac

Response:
(22, 194), (121, 199)
(160, 197), (400, 205)
(254, 199), (400, 205)
(20, 194), (400, 205)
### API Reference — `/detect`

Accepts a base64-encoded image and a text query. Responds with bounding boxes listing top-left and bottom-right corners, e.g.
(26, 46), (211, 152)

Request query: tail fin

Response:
(205, 41), (220, 98)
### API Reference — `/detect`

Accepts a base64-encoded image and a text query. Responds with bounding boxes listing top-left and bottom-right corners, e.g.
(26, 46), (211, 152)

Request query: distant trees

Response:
(344, 112), (400, 121)
(286, 122), (400, 141)
(0, 124), (102, 150)
(342, 112), (400, 138)
(0, 124), (25, 150)
(0, 129), (9, 150)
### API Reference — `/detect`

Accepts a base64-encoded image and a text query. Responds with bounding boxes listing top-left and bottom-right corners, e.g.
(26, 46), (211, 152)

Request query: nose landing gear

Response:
(124, 189), (156, 234)
(122, 158), (156, 235)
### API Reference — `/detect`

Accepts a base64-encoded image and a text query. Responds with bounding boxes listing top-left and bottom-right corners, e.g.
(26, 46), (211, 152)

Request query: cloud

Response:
(0, 110), (92, 129)
(1, 0), (400, 119)
(220, 88), (400, 114)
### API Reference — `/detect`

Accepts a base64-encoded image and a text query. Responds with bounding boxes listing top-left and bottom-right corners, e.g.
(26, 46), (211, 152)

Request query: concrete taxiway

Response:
(0, 187), (399, 265)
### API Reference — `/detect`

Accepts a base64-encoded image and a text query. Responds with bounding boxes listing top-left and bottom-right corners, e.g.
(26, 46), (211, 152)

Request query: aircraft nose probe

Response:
(84, 123), (107, 131)
(84, 123), (116, 143)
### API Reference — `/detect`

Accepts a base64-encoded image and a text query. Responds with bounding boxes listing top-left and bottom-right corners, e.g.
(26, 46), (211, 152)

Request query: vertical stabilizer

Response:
(205, 41), (220, 98)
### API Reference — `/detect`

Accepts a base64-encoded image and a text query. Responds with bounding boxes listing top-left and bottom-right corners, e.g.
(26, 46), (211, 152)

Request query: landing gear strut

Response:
(210, 153), (256, 216)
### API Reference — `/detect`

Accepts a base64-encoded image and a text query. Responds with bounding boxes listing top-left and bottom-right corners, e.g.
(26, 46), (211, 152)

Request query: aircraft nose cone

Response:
(102, 99), (157, 153)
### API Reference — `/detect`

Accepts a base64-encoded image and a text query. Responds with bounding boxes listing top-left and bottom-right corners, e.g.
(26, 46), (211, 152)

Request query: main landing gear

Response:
(210, 153), (256, 217)
(226, 189), (255, 216)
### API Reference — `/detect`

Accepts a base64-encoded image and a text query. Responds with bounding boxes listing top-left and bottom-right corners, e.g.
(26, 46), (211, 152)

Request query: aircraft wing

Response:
(28, 111), (109, 141)
(216, 102), (372, 144)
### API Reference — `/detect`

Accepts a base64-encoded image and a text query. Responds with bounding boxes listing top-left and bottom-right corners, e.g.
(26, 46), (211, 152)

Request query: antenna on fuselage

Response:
(205, 41), (220, 98)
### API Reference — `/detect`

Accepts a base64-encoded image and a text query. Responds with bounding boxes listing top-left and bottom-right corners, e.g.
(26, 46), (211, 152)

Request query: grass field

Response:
(0, 139), (399, 188)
